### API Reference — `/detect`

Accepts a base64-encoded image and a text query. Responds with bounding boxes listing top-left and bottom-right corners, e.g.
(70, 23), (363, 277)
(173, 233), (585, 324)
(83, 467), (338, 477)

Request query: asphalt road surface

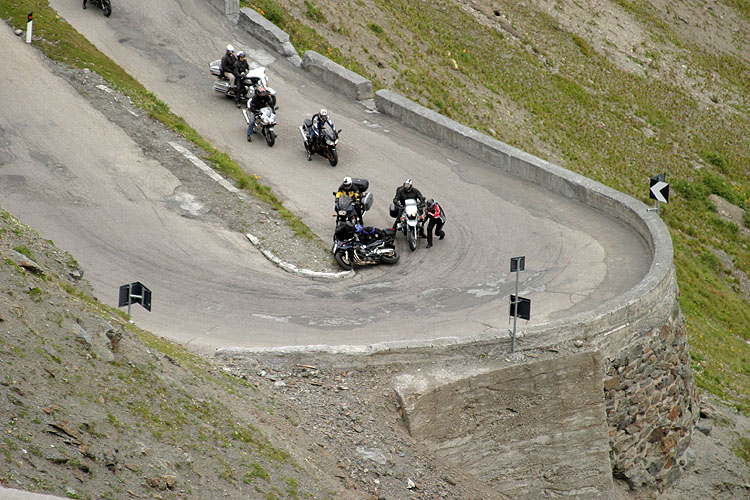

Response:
(0, 2), (651, 354)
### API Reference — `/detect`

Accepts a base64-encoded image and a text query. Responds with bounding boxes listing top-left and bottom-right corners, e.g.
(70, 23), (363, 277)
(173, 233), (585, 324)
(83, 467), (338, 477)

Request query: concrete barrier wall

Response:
(204, 0), (238, 16)
(394, 352), (615, 499)
(301, 51), (373, 101)
(237, 8), (299, 59)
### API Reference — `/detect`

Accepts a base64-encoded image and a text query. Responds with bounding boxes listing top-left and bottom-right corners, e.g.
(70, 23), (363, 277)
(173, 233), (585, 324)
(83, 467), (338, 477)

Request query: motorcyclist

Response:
(219, 45), (237, 91)
(308, 108), (334, 160)
(424, 199), (446, 248)
(391, 178), (425, 230)
(246, 85), (275, 142)
(233, 51), (251, 107)
(335, 177), (362, 221)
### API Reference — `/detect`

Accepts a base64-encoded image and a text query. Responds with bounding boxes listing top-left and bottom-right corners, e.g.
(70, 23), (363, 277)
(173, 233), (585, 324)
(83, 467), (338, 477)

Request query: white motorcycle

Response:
(208, 59), (276, 105)
(391, 199), (425, 251)
(242, 106), (278, 147)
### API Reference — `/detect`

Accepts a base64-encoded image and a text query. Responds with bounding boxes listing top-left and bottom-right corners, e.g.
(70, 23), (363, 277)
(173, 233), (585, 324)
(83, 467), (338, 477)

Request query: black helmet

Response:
(256, 85), (267, 96)
(426, 198), (435, 208)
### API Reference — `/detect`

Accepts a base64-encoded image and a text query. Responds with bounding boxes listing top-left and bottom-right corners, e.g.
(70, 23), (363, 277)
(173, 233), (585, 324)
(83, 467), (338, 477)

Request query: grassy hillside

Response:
(245, 0), (750, 413)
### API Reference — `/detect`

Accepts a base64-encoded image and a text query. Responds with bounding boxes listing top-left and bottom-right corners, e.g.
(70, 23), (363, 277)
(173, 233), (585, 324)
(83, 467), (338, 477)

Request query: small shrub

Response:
(367, 22), (384, 35)
(13, 245), (33, 260)
(303, 0), (325, 22)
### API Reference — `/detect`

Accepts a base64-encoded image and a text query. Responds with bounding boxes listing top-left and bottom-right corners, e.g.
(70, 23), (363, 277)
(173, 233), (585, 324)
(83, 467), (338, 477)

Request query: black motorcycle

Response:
(84, 0), (111, 17)
(332, 223), (399, 271)
(300, 120), (341, 166)
(333, 178), (372, 228)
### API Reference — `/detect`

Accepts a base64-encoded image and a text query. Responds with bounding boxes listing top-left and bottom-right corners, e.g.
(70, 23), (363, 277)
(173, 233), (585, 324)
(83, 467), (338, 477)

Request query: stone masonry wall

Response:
(603, 303), (698, 489)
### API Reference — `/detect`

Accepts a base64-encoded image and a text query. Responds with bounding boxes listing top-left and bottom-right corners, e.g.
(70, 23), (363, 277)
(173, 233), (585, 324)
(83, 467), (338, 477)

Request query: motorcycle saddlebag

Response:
(389, 202), (399, 218)
(352, 178), (369, 192)
(383, 227), (396, 238)
(361, 192), (374, 212)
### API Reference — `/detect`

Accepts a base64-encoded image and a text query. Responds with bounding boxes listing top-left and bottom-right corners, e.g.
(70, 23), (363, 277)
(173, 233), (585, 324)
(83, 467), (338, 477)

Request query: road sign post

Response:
(648, 173), (669, 214)
(26, 12), (33, 44)
(118, 282), (152, 316)
(509, 256), (528, 353)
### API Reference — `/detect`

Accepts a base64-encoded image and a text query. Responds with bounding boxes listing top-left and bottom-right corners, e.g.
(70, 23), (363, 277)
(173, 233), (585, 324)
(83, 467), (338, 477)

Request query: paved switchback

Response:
(0, 2), (651, 353)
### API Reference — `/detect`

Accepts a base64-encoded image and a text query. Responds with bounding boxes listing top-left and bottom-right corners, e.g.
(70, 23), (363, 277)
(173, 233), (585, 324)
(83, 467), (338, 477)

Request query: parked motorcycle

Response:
(208, 59), (276, 105)
(391, 198), (425, 251)
(332, 224), (399, 271)
(300, 119), (341, 166)
(242, 106), (278, 147)
(85, 0), (111, 17)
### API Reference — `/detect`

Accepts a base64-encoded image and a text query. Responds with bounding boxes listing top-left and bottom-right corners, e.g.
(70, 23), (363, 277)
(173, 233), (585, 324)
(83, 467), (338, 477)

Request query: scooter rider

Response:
(424, 199), (446, 248)
(308, 109), (333, 160)
(391, 178), (425, 230)
(246, 86), (275, 142)
(233, 51), (251, 107)
(219, 45), (237, 90)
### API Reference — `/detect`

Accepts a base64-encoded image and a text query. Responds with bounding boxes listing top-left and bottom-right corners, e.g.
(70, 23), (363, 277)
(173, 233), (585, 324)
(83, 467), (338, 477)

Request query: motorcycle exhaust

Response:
(298, 125), (308, 142)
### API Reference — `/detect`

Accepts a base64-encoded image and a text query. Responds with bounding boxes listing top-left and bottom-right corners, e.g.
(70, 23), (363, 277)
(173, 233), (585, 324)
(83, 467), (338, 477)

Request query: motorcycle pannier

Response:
(351, 178), (369, 192)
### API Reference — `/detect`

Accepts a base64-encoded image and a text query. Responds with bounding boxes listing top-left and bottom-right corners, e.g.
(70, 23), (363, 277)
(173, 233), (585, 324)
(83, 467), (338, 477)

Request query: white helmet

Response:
(226, 44), (234, 52)
(320, 108), (328, 117)
(237, 51), (245, 58)
(343, 176), (352, 188)
(403, 178), (413, 189)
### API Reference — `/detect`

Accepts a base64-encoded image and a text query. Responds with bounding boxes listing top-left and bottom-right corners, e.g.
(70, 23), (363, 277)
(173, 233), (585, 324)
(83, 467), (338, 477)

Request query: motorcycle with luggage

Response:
(333, 178), (372, 229)
(209, 59), (276, 105)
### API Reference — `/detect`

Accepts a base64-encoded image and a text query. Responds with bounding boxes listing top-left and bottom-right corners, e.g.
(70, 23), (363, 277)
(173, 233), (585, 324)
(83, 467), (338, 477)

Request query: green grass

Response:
(13, 245), (34, 260)
(0, 0), (316, 241)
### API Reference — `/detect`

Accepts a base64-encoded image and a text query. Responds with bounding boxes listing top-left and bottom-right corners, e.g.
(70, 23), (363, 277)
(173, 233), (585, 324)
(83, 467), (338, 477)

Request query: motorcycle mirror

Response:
(338, 129), (343, 134)
(275, 106), (279, 110)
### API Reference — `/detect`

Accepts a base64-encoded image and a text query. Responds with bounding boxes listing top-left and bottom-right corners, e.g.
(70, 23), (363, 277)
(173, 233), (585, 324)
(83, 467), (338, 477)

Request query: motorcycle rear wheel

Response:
(265, 129), (275, 147)
(334, 252), (353, 271)
(328, 148), (338, 167)
(102, 0), (112, 16)
(380, 252), (400, 265)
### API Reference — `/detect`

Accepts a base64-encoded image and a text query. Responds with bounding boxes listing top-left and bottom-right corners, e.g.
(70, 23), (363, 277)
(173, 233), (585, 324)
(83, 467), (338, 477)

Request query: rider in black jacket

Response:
(246, 86), (275, 141)
(391, 178), (425, 229)
(219, 45), (237, 90)
(233, 51), (250, 107)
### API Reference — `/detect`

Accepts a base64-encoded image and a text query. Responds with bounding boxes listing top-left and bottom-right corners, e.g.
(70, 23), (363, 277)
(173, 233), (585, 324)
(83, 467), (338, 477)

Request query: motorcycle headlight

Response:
(338, 210), (347, 216)
(326, 138), (335, 145)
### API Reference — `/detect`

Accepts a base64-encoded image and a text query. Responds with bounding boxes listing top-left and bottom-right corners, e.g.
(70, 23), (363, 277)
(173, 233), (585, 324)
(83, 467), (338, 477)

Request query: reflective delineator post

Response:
(509, 256), (525, 353)
(26, 12), (33, 44)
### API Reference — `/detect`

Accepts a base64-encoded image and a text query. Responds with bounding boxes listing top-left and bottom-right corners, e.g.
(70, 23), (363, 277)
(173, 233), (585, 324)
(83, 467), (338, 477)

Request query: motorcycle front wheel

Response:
(334, 252), (353, 271)
(102, 0), (112, 16)
(265, 129), (275, 147)
(408, 227), (418, 251)
(327, 148), (338, 167)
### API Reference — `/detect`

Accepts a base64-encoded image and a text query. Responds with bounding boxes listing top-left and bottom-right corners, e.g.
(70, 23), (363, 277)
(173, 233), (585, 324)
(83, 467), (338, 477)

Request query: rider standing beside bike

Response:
(391, 178), (425, 230)
(424, 198), (446, 248)
(246, 86), (275, 142)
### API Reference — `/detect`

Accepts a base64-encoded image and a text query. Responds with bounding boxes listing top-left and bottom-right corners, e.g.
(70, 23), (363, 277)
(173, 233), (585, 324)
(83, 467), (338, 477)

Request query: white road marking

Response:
(168, 141), (239, 193)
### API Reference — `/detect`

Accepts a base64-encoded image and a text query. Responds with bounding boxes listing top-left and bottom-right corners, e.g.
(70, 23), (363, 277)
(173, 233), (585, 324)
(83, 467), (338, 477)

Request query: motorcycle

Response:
(209, 59), (276, 105)
(333, 178), (372, 228)
(242, 106), (278, 147)
(84, 0), (112, 17)
(332, 225), (400, 271)
(300, 120), (341, 166)
(391, 198), (425, 251)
